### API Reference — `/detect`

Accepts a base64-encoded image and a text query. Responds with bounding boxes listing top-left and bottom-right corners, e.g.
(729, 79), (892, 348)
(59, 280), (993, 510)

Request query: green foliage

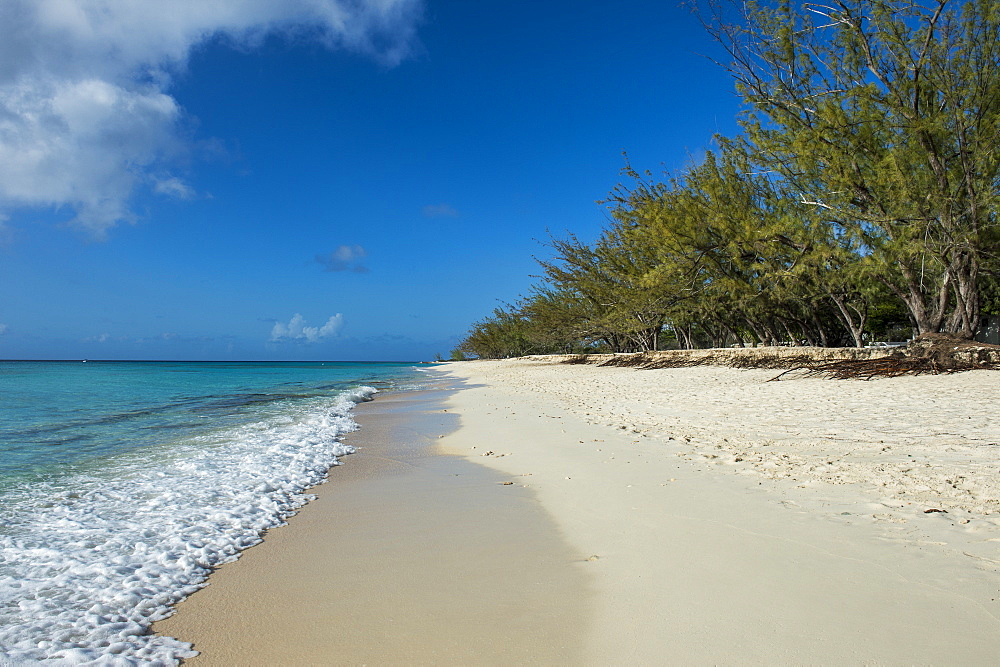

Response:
(453, 0), (1000, 354)
(454, 307), (535, 360)
(707, 0), (1000, 336)
(979, 272), (1000, 317)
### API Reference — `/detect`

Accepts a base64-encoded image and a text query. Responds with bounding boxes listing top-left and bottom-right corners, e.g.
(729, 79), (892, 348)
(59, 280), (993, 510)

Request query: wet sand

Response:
(154, 385), (591, 665)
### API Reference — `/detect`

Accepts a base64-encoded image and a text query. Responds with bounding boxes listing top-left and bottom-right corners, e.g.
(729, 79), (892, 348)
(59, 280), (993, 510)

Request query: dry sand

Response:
(157, 358), (1000, 664)
(436, 358), (1000, 664)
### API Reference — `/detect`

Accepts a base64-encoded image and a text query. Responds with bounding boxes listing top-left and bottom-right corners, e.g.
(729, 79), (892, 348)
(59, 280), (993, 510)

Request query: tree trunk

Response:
(828, 294), (866, 347)
(809, 311), (830, 347)
(674, 326), (692, 350)
(761, 320), (781, 346)
(885, 263), (950, 336)
(946, 252), (980, 338)
(779, 319), (801, 345)
(745, 319), (768, 346)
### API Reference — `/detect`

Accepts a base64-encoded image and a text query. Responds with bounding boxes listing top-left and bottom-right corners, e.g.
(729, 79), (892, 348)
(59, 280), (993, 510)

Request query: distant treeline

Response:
(454, 0), (1000, 360)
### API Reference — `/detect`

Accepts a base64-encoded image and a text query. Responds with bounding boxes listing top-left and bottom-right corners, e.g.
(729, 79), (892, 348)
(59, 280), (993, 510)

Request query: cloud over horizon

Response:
(0, 0), (423, 237)
(270, 313), (344, 343)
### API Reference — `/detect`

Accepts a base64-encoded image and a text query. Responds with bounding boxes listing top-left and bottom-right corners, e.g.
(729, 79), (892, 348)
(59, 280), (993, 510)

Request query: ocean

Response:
(0, 360), (426, 664)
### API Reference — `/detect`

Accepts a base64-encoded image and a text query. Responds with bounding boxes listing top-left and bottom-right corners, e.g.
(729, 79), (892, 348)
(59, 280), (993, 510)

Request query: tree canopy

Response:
(454, 0), (999, 360)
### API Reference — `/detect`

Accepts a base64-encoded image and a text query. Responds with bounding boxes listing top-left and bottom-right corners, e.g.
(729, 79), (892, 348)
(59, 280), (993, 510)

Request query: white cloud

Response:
(270, 313), (344, 342)
(0, 324), (7, 335)
(316, 244), (368, 272)
(0, 0), (423, 236)
(153, 176), (196, 200)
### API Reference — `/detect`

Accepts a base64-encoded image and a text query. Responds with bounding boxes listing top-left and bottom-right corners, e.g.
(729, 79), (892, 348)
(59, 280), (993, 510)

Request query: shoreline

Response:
(153, 382), (591, 664)
(156, 359), (1000, 663)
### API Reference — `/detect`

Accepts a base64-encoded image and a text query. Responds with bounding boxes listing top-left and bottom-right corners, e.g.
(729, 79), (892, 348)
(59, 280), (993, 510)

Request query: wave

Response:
(0, 386), (377, 664)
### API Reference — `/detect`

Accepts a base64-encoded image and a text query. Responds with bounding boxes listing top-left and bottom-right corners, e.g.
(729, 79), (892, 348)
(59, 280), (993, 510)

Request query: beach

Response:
(156, 357), (1000, 663)
(153, 384), (591, 664)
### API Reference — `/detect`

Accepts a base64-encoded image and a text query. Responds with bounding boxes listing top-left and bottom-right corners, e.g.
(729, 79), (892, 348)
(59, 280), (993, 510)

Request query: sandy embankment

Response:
(157, 358), (1000, 664)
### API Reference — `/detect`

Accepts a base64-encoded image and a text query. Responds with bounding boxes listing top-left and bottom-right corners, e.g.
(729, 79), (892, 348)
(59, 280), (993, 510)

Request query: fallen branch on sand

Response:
(772, 334), (1000, 380)
(769, 356), (960, 381)
(558, 334), (1000, 379)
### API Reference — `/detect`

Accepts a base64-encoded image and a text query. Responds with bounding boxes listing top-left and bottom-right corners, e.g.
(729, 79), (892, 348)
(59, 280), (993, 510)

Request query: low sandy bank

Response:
(438, 359), (1000, 663)
(154, 386), (591, 665)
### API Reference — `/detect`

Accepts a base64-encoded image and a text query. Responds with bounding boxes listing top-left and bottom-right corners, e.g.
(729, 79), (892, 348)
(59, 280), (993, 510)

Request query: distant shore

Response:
(157, 357), (1000, 663)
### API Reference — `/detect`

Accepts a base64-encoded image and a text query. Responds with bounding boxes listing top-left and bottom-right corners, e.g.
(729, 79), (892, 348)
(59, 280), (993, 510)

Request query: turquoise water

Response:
(0, 360), (425, 664)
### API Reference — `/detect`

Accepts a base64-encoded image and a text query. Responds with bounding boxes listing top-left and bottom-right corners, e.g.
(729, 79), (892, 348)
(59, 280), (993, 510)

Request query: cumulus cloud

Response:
(422, 203), (459, 218)
(316, 244), (368, 272)
(0, 0), (423, 236)
(270, 313), (344, 342)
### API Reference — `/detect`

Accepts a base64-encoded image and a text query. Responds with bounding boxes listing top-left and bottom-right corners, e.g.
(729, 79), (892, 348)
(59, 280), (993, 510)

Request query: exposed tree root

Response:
(770, 335), (1000, 380)
(559, 333), (1000, 379)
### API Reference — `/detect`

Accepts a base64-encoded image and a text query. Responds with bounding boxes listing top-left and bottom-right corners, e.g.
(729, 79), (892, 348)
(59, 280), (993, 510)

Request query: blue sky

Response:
(0, 0), (741, 361)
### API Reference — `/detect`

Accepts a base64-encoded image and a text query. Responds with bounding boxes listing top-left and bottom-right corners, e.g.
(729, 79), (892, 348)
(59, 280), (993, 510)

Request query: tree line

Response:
(454, 0), (1000, 360)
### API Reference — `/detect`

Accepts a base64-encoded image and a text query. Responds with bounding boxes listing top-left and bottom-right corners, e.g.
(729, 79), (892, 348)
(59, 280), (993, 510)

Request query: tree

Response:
(703, 0), (1000, 337)
(518, 287), (604, 353)
(536, 228), (675, 352)
(606, 144), (874, 346)
(455, 307), (534, 359)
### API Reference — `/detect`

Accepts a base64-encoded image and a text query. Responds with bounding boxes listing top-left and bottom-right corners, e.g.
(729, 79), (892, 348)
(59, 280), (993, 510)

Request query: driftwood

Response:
(728, 354), (818, 370)
(771, 335), (1000, 380)
(559, 333), (1000, 380)
(769, 357), (931, 381)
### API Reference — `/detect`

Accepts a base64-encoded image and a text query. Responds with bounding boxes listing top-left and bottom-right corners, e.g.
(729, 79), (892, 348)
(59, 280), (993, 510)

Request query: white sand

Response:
(438, 358), (1000, 663)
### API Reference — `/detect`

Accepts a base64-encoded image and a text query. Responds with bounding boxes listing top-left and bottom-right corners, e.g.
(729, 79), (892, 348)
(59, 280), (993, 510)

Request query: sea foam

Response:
(0, 386), (376, 665)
